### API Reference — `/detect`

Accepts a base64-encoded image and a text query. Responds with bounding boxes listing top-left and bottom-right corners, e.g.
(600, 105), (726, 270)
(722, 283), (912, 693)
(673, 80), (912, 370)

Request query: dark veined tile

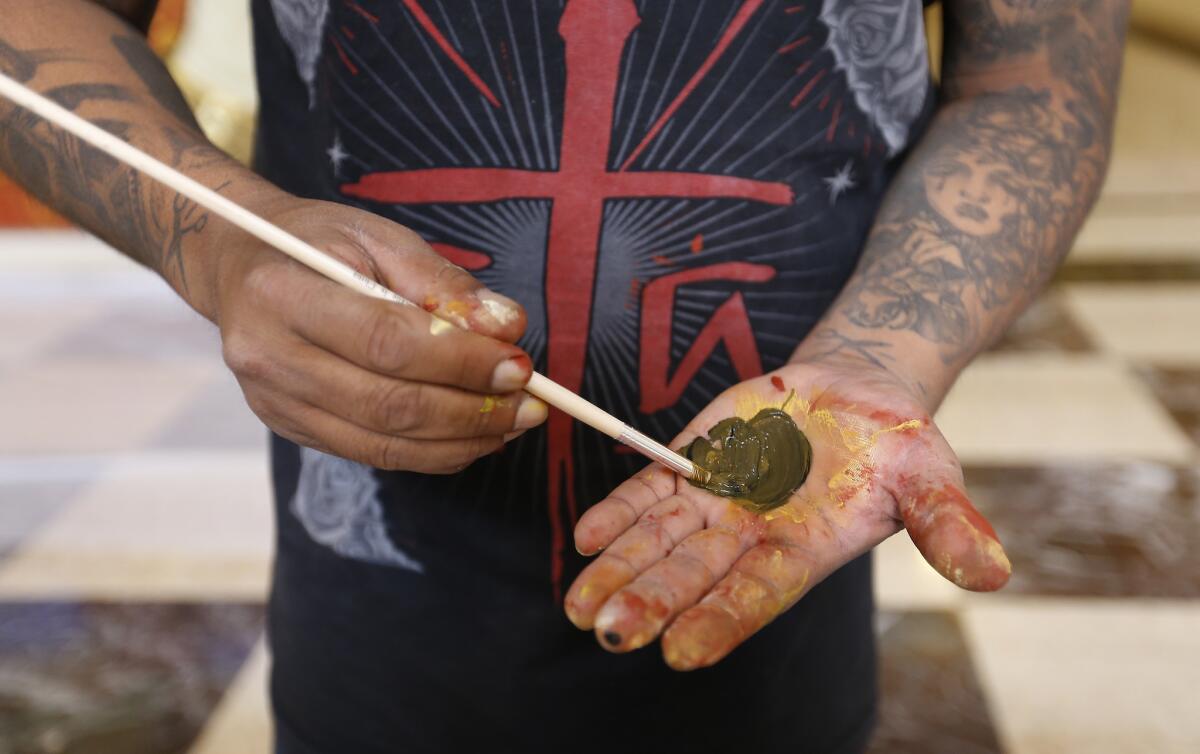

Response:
(965, 463), (1200, 598)
(1055, 260), (1200, 283)
(868, 611), (1001, 754)
(987, 291), (1094, 354)
(1135, 366), (1200, 447)
(0, 602), (263, 754)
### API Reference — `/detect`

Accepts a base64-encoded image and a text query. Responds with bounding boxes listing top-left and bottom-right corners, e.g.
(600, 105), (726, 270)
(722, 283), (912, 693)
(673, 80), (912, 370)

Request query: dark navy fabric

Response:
(252, 1), (935, 751)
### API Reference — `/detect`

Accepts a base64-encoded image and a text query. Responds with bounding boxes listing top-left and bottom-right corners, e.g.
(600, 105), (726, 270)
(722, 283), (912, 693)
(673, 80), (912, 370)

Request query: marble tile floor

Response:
(0, 602), (263, 754)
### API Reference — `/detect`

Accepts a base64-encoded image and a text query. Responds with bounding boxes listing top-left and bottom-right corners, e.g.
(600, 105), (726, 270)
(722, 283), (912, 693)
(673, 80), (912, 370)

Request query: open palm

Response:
(564, 363), (1010, 670)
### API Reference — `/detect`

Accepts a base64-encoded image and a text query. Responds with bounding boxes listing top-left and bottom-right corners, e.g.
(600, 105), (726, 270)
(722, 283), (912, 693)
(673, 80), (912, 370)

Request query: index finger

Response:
(285, 271), (534, 394)
(572, 465), (679, 556)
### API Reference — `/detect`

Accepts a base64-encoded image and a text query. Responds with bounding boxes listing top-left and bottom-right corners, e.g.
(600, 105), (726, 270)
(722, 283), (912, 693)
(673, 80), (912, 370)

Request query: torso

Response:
(252, 1), (933, 750)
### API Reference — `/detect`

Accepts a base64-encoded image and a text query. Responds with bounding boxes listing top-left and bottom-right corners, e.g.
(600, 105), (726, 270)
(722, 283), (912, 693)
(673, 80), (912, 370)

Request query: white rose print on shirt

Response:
(269, 0), (329, 107)
(820, 0), (930, 155)
(291, 447), (424, 572)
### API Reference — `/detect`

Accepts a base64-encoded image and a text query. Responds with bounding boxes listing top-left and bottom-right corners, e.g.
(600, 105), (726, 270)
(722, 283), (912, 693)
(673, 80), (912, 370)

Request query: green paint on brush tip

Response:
(681, 407), (812, 512)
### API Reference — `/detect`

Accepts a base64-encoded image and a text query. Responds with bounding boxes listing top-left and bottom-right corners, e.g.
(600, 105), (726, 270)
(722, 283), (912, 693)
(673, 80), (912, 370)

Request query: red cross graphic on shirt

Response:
(342, 0), (793, 598)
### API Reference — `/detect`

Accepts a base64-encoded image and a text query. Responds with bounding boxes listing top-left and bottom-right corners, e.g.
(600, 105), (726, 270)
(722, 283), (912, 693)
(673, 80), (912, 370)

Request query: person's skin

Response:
(923, 155), (1020, 237)
(0, 0), (548, 473)
(565, 0), (1129, 669)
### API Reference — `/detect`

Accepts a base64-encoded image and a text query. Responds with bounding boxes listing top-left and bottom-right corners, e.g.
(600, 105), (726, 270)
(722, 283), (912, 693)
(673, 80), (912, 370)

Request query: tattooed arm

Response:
(0, 0), (285, 310)
(565, 2), (1130, 668)
(792, 0), (1130, 408)
(0, 0), (545, 470)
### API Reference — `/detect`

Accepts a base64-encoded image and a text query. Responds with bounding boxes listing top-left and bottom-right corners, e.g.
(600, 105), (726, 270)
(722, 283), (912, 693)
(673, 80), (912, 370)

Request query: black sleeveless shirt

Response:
(250, 1), (935, 751)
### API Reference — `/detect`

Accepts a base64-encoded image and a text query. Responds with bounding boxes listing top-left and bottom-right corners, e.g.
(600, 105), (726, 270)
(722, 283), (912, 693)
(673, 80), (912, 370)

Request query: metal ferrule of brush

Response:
(617, 425), (708, 482)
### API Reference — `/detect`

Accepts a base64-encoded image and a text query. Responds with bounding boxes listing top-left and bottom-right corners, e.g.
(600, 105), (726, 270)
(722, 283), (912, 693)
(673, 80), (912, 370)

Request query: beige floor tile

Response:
(188, 639), (272, 754)
(171, 0), (258, 111)
(1103, 35), (1200, 197)
(0, 231), (140, 274)
(873, 529), (963, 611)
(936, 354), (1194, 465)
(1071, 211), (1200, 263)
(962, 599), (1200, 754)
(1069, 34), (1200, 263)
(0, 300), (104, 366)
(0, 452), (273, 600)
(0, 359), (220, 454)
(1063, 284), (1200, 366)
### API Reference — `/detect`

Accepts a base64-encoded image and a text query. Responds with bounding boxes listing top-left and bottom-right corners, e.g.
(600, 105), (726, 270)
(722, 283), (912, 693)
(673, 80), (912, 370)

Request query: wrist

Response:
(789, 322), (960, 412)
(177, 172), (295, 322)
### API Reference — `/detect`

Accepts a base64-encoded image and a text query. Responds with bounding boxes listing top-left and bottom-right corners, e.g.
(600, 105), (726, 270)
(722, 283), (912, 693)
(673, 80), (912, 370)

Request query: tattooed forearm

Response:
(829, 0), (1128, 364)
(111, 33), (198, 127)
(0, 29), (224, 292)
(803, 328), (895, 371)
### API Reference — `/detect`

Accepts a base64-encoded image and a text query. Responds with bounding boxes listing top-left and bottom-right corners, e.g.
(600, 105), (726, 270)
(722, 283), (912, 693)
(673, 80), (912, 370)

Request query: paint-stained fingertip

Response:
(594, 625), (654, 654)
(563, 584), (598, 630)
(662, 638), (717, 672)
(571, 524), (607, 556)
(563, 603), (593, 631)
(934, 529), (1012, 592)
(476, 290), (523, 327)
(573, 539), (599, 556)
(660, 608), (737, 671)
(966, 535), (1012, 591)
(901, 478), (1012, 593)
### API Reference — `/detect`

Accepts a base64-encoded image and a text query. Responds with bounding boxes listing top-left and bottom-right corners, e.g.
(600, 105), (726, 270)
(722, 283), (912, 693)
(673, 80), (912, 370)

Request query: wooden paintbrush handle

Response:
(0, 71), (704, 480)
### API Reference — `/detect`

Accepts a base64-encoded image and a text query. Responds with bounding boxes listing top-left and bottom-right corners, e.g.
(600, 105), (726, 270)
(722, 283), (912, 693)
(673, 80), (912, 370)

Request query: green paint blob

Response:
(681, 407), (812, 512)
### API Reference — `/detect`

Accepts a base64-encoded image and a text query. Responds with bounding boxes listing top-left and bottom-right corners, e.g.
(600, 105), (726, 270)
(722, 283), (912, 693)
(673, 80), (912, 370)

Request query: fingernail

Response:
(504, 429), (528, 443)
(477, 290), (522, 328)
(491, 356), (530, 392)
(513, 397), (548, 430)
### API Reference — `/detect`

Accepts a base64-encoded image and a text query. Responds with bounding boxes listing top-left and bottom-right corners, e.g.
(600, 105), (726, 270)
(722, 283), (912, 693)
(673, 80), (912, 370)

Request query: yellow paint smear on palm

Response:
(728, 386), (922, 524)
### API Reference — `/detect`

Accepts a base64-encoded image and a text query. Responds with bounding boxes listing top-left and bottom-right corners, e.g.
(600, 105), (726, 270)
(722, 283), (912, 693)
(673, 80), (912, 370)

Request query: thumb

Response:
(893, 434), (1011, 592)
(357, 221), (527, 344)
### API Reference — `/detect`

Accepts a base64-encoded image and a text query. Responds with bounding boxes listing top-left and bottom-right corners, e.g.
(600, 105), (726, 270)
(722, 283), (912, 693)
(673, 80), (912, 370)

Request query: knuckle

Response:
(466, 434), (500, 462)
(392, 225), (429, 254)
(243, 261), (289, 304)
(326, 236), (383, 281)
(450, 341), (481, 387)
(221, 332), (274, 382)
(372, 381), (425, 433)
(432, 259), (474, 287)
(220, 331), (246, 371)
(363, 309), (412, 374)
(373, 436), (412, 471)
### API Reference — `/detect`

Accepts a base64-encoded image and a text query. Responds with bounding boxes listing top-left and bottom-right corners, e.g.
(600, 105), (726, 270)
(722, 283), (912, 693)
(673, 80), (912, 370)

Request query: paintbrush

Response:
(0, 71), (709, 483)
